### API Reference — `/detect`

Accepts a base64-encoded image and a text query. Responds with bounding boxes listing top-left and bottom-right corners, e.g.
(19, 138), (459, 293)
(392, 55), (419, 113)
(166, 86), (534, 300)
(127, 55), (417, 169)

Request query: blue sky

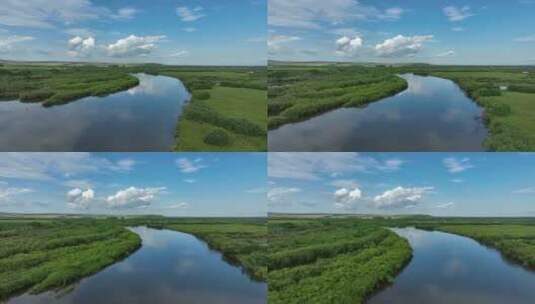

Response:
(268, 0), (535, 65)
(0, 153), (266, 217)
(268, 153), (535, 216)
(0, 0), (266, 65)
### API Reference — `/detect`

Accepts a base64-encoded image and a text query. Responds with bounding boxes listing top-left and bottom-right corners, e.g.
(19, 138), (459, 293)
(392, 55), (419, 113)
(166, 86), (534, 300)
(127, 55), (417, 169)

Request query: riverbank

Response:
(399, 67), (535, 151)
(267, 218), (412, 304)
(142, 218), (268, 281)
(0, 219), (141, 302)
(268, 65), (408, 129)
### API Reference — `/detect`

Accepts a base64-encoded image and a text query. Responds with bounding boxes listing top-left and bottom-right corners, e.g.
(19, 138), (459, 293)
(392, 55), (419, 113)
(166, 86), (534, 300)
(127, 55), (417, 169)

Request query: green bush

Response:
(193, 91), (211, 100)
(203, 129), (230, 146)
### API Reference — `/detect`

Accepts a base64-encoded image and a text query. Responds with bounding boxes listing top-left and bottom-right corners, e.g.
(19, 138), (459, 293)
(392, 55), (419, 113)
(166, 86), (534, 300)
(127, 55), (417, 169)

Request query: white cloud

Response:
(0, 187), (33, 202)
(513, 187), (535, 194)
(0, 35), (34, 53)
(268, 153), (404, 180)
(269, 0), (404, 29)
(63, 179), (93, 189)
(183, 179), (197, 184)
(436, 50), (455, 57)
(335, 35), (363, 56)
(66, 188), (95, 209)
(106, 186), (166, 209)
(334, 187), (362, 209)
(106, 35), (165, 58)
(443, 6), (473, 22)
(170, 50), (189, 57)
(435, 202), (455, 209)
(183, 27), (197, 33)
(176, 158), (206, 173)
(67, 36), (96, 57)
(165, 202), (189, 209)
(116, 159), (137, 171)
(268, 35), (301, 54)
(514, 35), (535, 43)
(450, 179), (464, 184)
(176, 6), (205, 22)
(443, 157), (473, 173)
(372, 186), (433, 209)
(330, 179), (359, 189)
(0, 153), (125, 181)
(452, 27), (464, 32)
(0, 0), (106, 28)
(375, 35), (433, 57)
(268, 187), (301, 203)
(111, 7), (139, 20)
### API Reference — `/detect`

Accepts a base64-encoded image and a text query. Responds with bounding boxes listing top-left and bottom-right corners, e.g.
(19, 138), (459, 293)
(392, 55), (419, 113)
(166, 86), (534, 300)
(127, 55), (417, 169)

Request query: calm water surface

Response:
(269, 74), (488, 151)
(367, 228), (535, 304)
(0, 73), (190, 151)
(9, 227), (266, 304)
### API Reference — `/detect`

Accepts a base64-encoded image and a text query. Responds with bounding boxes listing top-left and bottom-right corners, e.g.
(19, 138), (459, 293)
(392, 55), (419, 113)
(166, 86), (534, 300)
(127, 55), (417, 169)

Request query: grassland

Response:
(146, 67), (267, 151)
(0, 218), (141, 302)
(0, 64), (139, 107)
(268, 65), (408, 129)
(402, 67), (535, 151)
(136, 217), (268, 280)
(268, 218), (412, 304)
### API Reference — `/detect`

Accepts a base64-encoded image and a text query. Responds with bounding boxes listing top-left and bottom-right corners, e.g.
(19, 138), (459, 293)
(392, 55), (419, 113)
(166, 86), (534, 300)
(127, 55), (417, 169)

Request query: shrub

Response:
(193, 91), (210, 100)
(203, 129), (230, 146)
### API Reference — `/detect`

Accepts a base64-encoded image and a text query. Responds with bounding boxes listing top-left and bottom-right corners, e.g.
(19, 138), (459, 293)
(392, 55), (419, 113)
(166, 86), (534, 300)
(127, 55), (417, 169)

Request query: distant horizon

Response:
(0, 58), (267, 67)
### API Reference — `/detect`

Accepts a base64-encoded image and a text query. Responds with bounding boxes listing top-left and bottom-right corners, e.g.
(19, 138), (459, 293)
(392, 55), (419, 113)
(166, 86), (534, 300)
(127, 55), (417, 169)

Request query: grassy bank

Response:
(397, 66), (535, 151)
(268, 218), (412, 304)
(0, 64), (139, 106)
(127, 217), (268, 281)
(268, 65), (408, 129)
(149, 67), (267, 151)
(0, 218), (141, 301)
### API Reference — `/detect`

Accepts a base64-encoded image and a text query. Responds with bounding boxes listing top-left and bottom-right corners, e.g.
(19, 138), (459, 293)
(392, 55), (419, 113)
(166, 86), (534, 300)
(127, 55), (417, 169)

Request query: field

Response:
(0, 62), (267, 151)
(149, 67), (267, 151)
(267, 218), (412, 304)
(268, 65), (408, 129)
(400, 66), (535, 151)
(0, 218), (141, 302)
(136, 217), (268, 280)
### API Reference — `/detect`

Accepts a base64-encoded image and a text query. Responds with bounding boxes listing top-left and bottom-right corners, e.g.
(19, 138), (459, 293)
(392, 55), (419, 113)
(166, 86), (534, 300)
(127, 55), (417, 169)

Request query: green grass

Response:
(0, 219), (141, 301)
(268, 65), (408, 129)
(268, 218), (412, 304)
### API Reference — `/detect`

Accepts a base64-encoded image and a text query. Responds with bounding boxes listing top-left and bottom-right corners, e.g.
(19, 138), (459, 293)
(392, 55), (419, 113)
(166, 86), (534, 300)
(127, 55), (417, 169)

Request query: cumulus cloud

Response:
(0, 187), (33, 202)
(0, 35), (34, 53)
(66, 188), (95, 209)
(330, 179), (359, 189)
(106, 35), (165, 57)
(372, 186), (433, 209)
(375, 35), (433, 57)
(106, 186), (166, 209)
(116, 159), (137, 171)
(334, 187), (362, 209)
(335, 35), (363, 56)
(176, 158), (206, 173)
(176, 6), (205, 22)
(443, 6), (473, 22)
(443, 157), (473, 173)
(67, 36), (96, 57)
(269, 0), (404, 29)
(436, 50), (455, 57)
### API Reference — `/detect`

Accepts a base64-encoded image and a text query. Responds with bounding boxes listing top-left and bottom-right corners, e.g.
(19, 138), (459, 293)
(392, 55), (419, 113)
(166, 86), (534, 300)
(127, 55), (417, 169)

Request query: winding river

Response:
(367, 228), (535, 304)
(269, 74), (488, 151)
(0, 73), (190, 151)
(8, 227), (266, 304)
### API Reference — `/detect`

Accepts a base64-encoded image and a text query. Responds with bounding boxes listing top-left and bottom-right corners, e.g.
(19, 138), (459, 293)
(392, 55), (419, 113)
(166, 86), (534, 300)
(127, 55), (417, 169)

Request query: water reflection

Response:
(367, 228), (535, 304)
(0, 74), (190, 151)
(269, 74), (488, 151)
(8, 227), (266, 304)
